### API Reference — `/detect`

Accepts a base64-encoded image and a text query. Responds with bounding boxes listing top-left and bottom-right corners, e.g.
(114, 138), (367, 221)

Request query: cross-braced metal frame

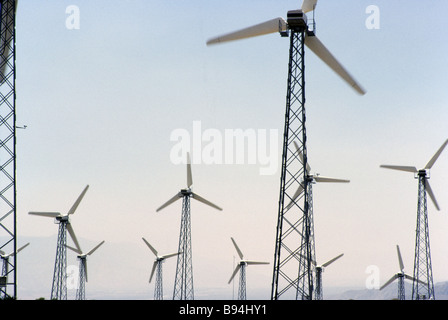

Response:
(271, 26), (315, 300)
(412, 172), (435, 300)
(397, 274), (405, 300)
(51, 220), (68, 300)
(0, 0), (16, 300)
(173, 192), (194, 300)
(238, 264), (247, 300)
(76, 257), (86, 300)
(154, 259), (163, 300)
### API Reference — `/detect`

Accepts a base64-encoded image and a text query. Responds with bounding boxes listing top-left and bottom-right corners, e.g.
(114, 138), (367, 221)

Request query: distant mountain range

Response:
(325, 281), (448, 300)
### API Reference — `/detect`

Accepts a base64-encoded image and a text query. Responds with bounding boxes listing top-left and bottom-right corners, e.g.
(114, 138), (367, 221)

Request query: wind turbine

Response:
(67, 240), (105, 300)
(380, 245), (425, 300)
(156, 153), (222, 300)
(206, 0), (365, 300)
(228, 237), (269, 300)
(142, 237), (180, 300)
(28, 185), (88, 300)
(285, 141), (349, 299)
(313, 253), (343, 300)
(380, 138), (448, 300)
(0, 242), (29, 299)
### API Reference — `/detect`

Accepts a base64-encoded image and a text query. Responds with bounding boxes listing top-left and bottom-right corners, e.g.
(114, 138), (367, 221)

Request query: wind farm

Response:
(1, 0), (447, 302)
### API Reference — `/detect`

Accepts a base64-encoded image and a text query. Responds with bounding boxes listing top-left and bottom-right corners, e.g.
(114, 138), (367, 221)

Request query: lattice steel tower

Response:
(381, 139), (448, 300)
(412, 170), (435, 300)
(206, 1), (365, 300)
(0, 0), (17, 300)
(156, 153), (222, 300)
(29, 185), (88, 300)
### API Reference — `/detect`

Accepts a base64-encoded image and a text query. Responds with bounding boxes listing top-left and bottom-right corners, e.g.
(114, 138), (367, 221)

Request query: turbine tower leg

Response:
(315, 267), (323, 300)
(271, 26), (314, 300)
(412, 172), (435, 300)
(173, 193), (194, 300)
(0, 0), (17, 300)
(76, 258), (86, 300)
(238, 264), (247, 300)
(398, 274), (405, 300)
(51, 220), (68, 300)
(154, 261), (163, 300)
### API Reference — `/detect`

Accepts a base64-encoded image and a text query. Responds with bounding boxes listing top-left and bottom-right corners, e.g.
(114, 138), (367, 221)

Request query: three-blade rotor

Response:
(380, 139), (448, 211)
(379, 245), (426, 291)
(28, 185), (90, 253)
(67, 240), (105, 283)
(228, 237), (269, 284)
(206, 0), (365, 95)
(142, 237), (181, 283)
(156, 153), (222, 212)
(286, 141), (349, 210)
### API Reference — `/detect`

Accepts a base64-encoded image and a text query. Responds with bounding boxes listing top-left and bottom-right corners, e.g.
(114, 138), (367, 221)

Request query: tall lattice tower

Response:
(381, 139), (448, 300)
(29, 185), (88, 299)
(206, 1), (365, 300)
(0, 0), (17, 300)
(156, 153), (222, 300)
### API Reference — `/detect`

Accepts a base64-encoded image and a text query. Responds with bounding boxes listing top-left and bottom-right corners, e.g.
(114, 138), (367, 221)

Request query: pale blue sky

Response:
(12, 0), (448, 299)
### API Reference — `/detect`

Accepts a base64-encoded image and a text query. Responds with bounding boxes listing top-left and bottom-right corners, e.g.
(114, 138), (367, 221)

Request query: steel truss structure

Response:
(0, 0), (16, 300)
(51, 219), (68, 300)
(412, 171), (435, 300)
(271, 25), (316, 300)
(173, 191), (194, 300)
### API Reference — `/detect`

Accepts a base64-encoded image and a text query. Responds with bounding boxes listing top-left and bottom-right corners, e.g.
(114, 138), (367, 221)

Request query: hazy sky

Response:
(11, 0), (448, 299)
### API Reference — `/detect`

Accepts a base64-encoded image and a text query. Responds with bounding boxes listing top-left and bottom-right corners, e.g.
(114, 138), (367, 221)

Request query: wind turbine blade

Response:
(379, 274), (399, 291)
(404, 273), (427, 285)
(426, 181), (440, 211)
(299, 254), (317, 266)
(66, 244), (82, 255)
(149, 261), (158, 283)
(379, 165), (417, 173)
(286, 184), (304, 210)
(16, 242), (30, 254)
(207, 17), (287, 45)
(314, 176), (350, 183)
(228, 265), (241, 284)
(245, 261), (270, 265)
(230, 237), (244, 260)
(87, 240), (105, 256)
(191, 192), (222, 211)
(67, 185), (89, 215)
(161, 252), (181, 260)
(187, 152), (193, 188)
(424, 139), (448, 169)
(66, 223), (82, 253)
(321, 253), (344, 268)
(142, 237), (158, 256)
(4, 243), (31, 258)
(304, 35), (366, 95)
(156, 193), (181, 212)
(28, 212), (61, 218)
(293, 141), (311, 173)
(396, 245), (405, 273)
(302, 0), (318, 13)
